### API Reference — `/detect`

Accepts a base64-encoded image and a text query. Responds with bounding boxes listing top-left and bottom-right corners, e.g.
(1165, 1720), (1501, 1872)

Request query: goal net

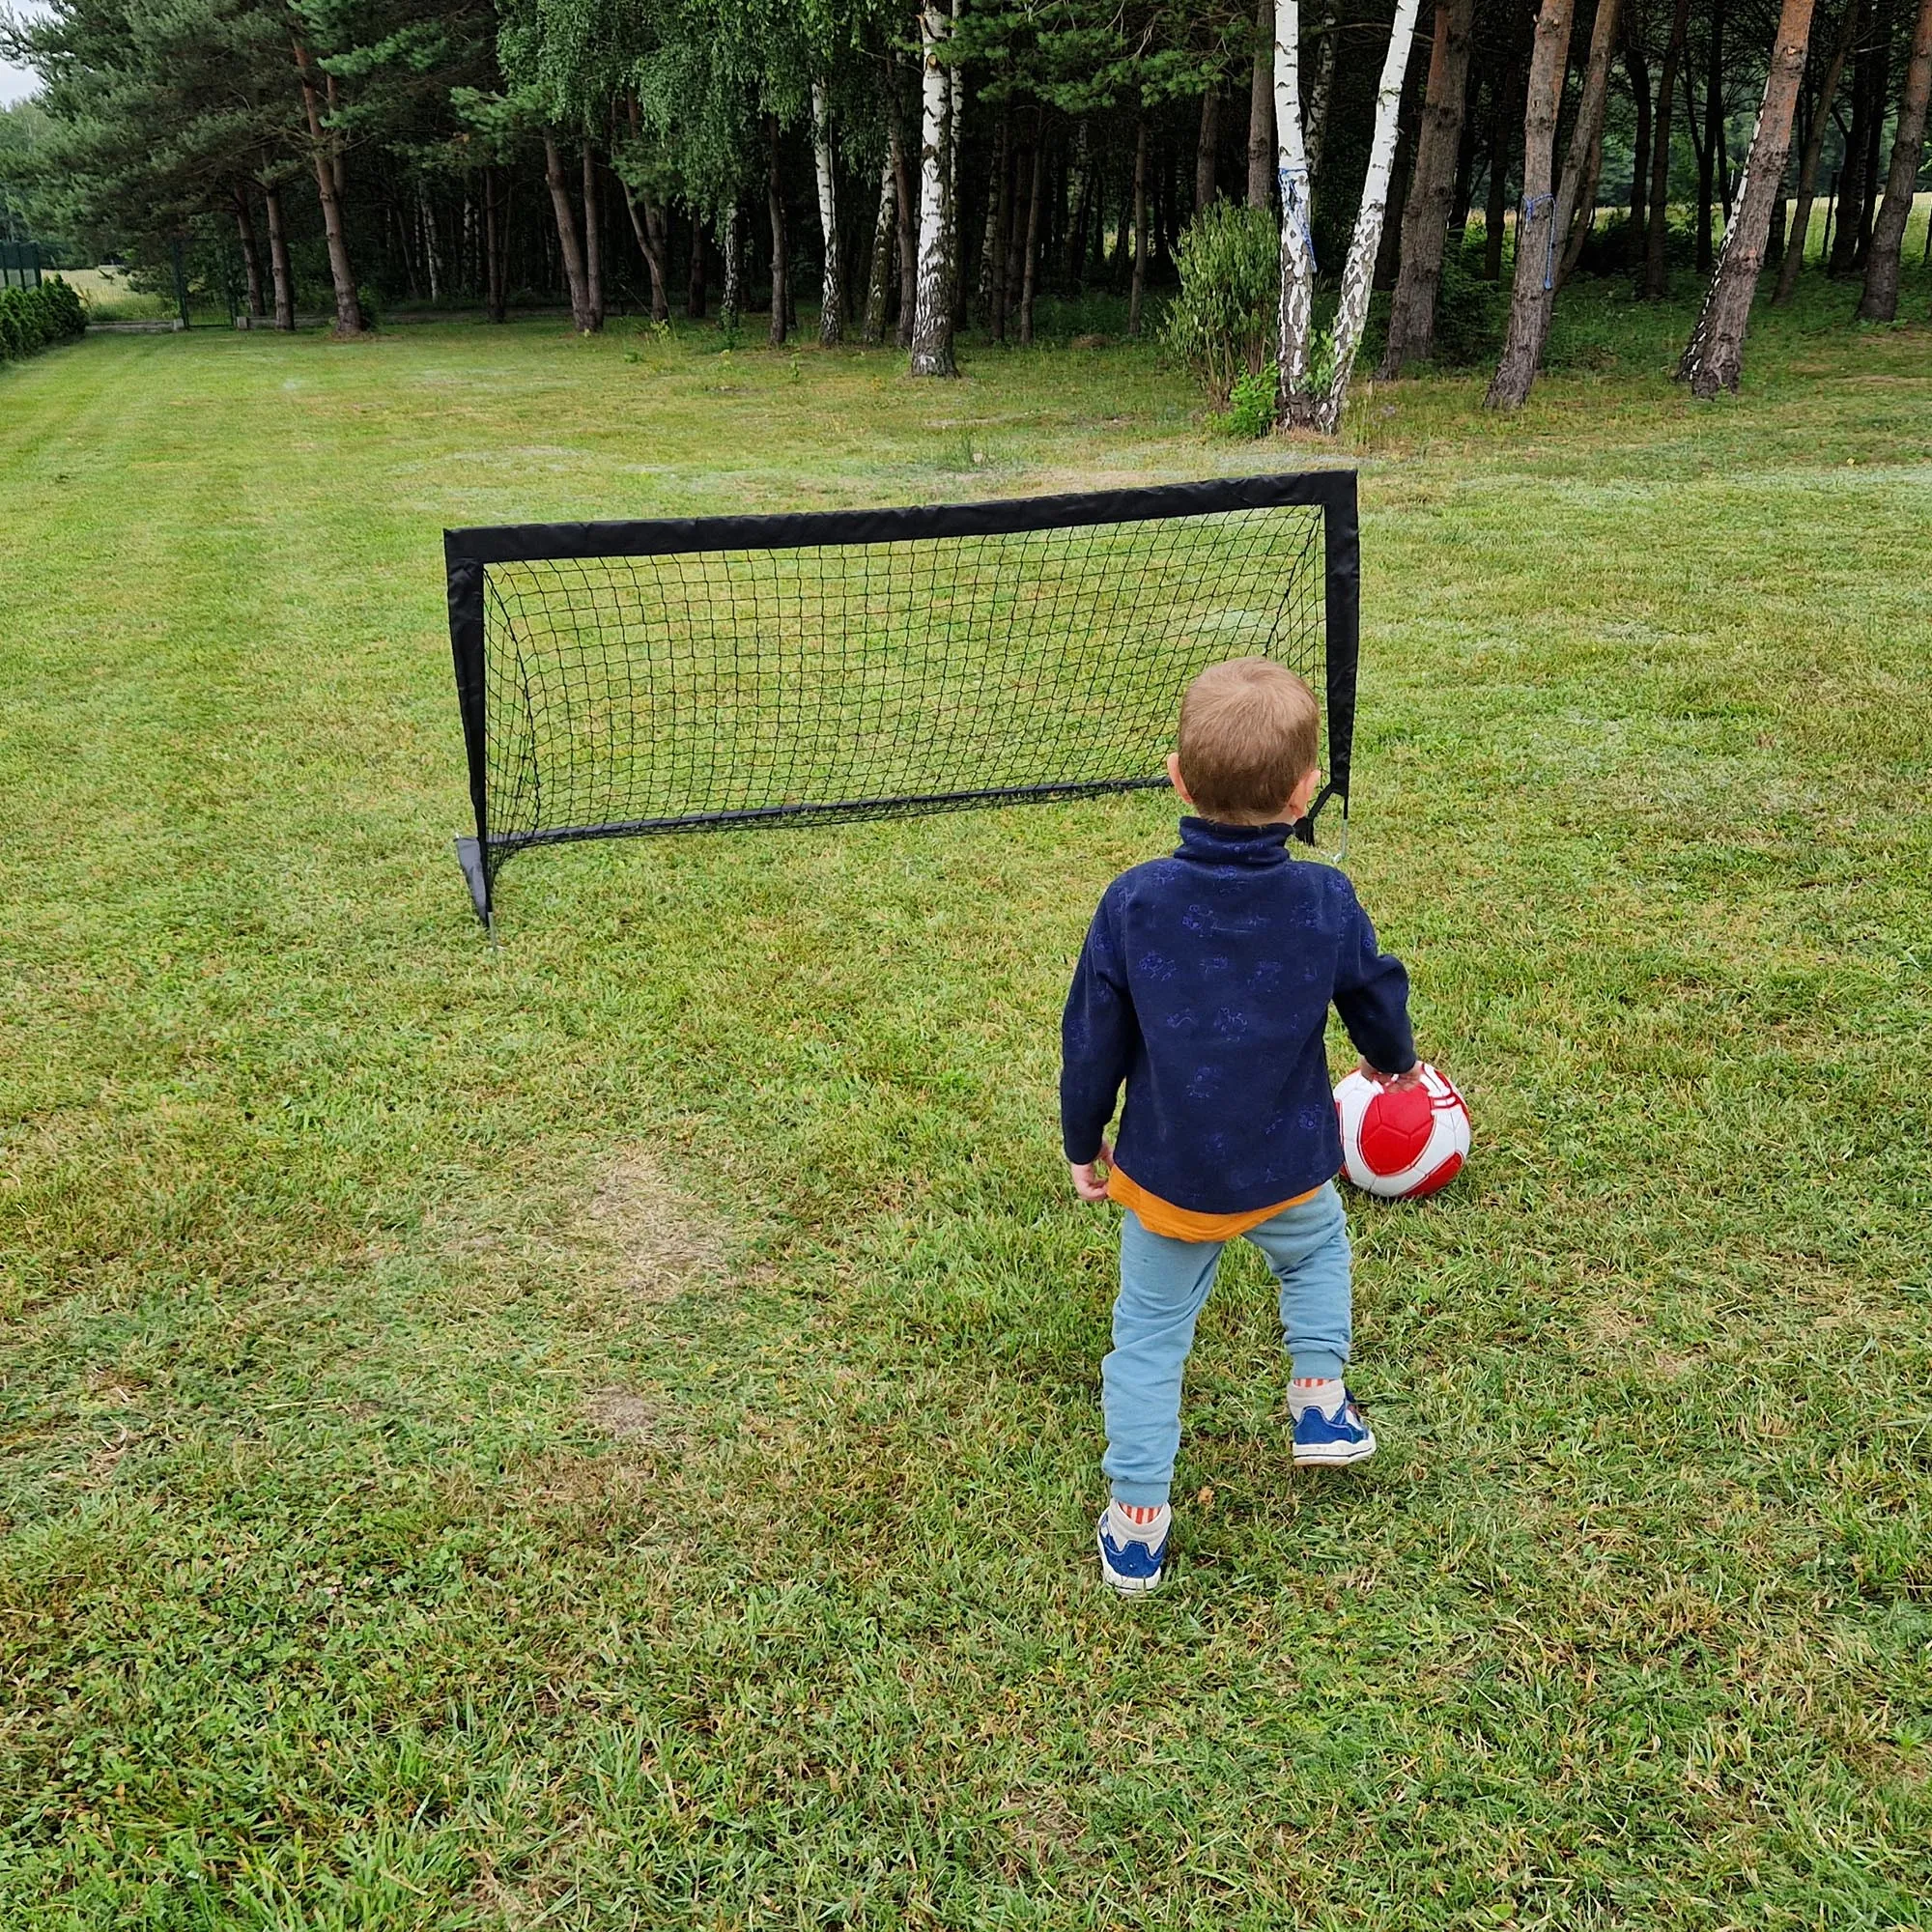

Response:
(444, 471), (1359, 927)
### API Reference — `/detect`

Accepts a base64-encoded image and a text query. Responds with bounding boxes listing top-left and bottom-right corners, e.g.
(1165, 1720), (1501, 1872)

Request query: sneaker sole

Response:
(1293, 1438), (1378, 1468)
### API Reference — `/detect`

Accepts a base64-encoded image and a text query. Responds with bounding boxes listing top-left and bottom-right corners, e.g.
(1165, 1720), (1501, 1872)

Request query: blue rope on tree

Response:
(1279, 163), (1317, 273)
(1520, 191), (1558, 292)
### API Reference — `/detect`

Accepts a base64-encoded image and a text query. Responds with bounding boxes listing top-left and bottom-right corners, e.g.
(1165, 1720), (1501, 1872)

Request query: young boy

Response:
(1062, 657), (1422, 1595)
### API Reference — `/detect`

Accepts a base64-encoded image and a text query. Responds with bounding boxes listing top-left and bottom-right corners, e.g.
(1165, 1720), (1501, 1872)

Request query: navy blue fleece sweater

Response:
(1061, 817), (1415, 1214)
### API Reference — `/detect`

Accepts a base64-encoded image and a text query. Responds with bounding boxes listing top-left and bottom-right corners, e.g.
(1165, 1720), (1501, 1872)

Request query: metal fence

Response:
(0, 242), (43, 291)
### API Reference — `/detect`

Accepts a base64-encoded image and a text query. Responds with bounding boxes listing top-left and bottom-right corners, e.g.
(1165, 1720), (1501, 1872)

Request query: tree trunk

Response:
(1020, 108), (1045, 343)
(1066, 118), (1094, 285)
(987, 109), (1011, 339)
(543, 136), (593, 330)
(892, 122), (919, 348)
(1775, 0), (1859, 298)
(1484, 38), (1530, 282)
(1274, 0), (1320, 419)
(580, 145), (604, 327)
(233, 187), (266, 318)
(766, 116), (790, 347)
(421, 185), (443, 301)
(623, 185), (670, 321)
(1486, 0), (1579, 409)
(1379, 0), (1478, 376)
(292, 35), (364, 335)
(688, 214), (708, 319)
(1679, 0), (1820, 393)
(325, 71), (345, 195)
(722, 205), (742, 331)
(810, 81), (842, 343)
(1128, 117), (1150, 337)
(1305, 2), (1340, 181)
(1626, 11), (1652, 269)
(1856, 0), (1892, 263)
(619, 100), (669, 322)
(1484, 69), (1515, 282)
(946, 2), (965, 325)
(483, 166), (506, 322)
(1113, 169), (1133, 288)
(395, 197), (421, 301)
(262, 184), (295, 329)
(1857, 0), (1932, 317)
(1005, 117), (1031, 321)
(1555, 0), (1626, 287)
(864, 154), (897, 342)
(1373, 53), (1426, 294)
(1831, 0), (1876, 270)
(911, 3), (956, 375)
(1696, 0), (1725, 270)
(1448, 60), (1480, 242)
(1318, 0), (1426, 428)
(1196, 87), (1221, 212)
(1248, 0), (1275, 206)
(1644, 0), (1693, 295)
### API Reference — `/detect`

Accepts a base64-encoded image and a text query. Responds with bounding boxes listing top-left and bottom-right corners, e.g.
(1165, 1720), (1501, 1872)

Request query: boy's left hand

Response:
(1357, 1057), (1426, 1092)
(1070, 1142), (1113, 1203)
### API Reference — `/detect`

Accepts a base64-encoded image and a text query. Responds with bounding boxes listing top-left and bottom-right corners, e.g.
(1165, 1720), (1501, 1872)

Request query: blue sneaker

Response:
(1292, 1386), (1378, 1467)
(1096, 1502), (1171, 1595)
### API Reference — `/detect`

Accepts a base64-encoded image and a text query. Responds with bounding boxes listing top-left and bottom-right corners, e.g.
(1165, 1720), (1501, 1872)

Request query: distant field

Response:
(54, 264), (179, 320)
(1463, 188), (1932, 263)
(1, 272), (1929, 1928)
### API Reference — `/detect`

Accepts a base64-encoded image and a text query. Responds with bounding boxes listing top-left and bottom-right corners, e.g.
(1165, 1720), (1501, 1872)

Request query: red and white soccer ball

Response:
(1333, 1064), (1471, 1200)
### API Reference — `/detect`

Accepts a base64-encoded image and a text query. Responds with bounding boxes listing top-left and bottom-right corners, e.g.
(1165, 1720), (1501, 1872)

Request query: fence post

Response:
(171, 238), (191, 328)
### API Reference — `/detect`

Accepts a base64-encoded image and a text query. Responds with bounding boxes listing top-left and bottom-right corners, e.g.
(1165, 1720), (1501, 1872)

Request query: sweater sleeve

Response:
(1330, 877), (1416, 1076)
(1060, 890), (1135, 1163)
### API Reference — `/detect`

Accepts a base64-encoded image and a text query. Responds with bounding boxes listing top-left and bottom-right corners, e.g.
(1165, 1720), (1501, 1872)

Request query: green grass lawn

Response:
(2, 273), (1929, 1930)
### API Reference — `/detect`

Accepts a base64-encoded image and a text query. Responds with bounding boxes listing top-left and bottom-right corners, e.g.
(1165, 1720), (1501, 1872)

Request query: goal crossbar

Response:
(445, 470), (1360, 929)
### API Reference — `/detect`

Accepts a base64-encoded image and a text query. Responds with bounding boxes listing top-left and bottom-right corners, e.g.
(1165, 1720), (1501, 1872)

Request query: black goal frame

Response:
(445, 469), (1360, 929)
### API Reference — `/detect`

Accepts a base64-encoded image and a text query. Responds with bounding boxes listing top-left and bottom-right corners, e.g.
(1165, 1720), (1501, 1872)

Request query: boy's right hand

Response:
(1070, 1141), (1113, 1203)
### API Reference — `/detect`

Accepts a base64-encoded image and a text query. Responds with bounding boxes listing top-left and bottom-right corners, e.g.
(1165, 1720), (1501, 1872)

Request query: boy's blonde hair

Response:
(1176, 658), (1320, 822)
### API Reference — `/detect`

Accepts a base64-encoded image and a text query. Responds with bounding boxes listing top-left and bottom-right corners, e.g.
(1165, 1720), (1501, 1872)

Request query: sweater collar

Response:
(1175, 815), (1295, 867)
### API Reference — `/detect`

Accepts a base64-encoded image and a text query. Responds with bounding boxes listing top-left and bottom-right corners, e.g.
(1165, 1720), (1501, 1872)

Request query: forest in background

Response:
(0, 0), (1927, 419)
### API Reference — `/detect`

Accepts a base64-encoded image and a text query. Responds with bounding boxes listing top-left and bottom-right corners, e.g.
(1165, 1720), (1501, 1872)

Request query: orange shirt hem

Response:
(1106, 1165), (1321, 1242)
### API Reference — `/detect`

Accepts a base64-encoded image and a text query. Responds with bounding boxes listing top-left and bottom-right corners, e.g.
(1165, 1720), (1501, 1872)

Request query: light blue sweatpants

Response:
(1101, 1182), (1352, 1508)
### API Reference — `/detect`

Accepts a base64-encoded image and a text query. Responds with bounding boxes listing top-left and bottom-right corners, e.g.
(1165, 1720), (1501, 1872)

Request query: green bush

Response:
(0, 277), (87, 364)
(1211, 362), (1278, 439)
(1161, 202), (1276, 405)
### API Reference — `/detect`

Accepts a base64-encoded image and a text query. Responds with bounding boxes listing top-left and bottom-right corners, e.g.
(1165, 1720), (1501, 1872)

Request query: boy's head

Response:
(1169, 657), (1321, 825)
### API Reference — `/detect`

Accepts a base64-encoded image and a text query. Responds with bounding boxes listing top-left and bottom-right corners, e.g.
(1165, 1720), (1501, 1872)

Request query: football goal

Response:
(444, 470), (1360, 928)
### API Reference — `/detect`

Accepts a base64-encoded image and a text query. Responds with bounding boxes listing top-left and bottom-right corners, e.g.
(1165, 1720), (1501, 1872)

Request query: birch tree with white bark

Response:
(910, 1), (956, 376)
(1274, 0), (1425, 433)
(1272, 0), (1319, 422)
(810, 80), (842, 343)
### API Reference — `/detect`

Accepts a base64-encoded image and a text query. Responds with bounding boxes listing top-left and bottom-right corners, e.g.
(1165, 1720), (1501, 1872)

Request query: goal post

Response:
(445, 470), (1360, 929)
